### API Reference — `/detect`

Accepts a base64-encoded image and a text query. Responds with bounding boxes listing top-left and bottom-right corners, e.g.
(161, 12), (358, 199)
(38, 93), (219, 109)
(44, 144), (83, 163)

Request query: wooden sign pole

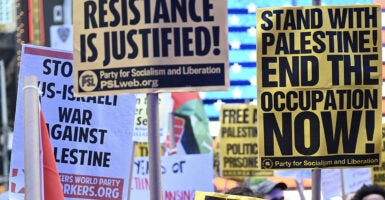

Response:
(311, 1), (322, 200)
(147, 93), (162, 200)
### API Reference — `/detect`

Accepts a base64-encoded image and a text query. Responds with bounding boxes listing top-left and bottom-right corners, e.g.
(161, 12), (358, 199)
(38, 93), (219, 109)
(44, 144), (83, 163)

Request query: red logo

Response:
(165, 116), (185, 151)
(10, 168), (25, 194)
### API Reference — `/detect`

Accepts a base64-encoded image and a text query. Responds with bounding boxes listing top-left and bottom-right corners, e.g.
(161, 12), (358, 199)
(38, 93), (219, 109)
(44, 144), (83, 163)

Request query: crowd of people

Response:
(224, 180), (385, 200)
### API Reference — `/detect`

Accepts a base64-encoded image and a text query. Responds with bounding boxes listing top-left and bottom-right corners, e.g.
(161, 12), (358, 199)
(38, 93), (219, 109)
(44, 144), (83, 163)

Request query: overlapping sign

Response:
(131, 154), (214, 199)
(73, 0), (229, 95)
(10, 45), (136, 200)
(219, 104), (273, 180)
(257, 5), (382, 169)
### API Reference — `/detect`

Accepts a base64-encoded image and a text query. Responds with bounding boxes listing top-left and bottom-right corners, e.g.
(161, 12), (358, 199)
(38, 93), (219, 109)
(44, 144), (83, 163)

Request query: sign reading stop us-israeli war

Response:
(73, 0), (229, 96)
(257, 5), (382, 169)
(10, 45), (136, 200)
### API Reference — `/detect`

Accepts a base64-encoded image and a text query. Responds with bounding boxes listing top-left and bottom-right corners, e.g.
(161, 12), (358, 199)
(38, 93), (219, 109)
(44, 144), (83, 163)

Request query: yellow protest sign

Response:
(257, 5), (382, 169)
(194, 191), (263, 200)
(372, 124), (385, 186)
(219, 105), (273, 180)
(134, 142), (165, 157)
(72, 0), (229, 96)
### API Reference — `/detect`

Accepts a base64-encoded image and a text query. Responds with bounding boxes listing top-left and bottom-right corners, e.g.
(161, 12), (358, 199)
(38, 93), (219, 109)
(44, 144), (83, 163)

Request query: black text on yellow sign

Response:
(79, 1), (221, 66)
(220, 105), (272, 179)
(257, 5), (382, 169)
(73, 0), (229, 95)
(260, 7), (379, 57)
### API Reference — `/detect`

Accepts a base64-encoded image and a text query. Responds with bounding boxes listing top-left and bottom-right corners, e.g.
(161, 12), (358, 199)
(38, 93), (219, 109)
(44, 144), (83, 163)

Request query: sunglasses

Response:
(271, 197), (284, 200)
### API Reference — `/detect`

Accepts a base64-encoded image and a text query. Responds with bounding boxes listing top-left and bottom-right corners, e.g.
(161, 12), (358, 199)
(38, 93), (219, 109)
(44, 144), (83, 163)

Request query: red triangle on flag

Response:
(171, 92), (200, 111)
(40, 110), (64, 200)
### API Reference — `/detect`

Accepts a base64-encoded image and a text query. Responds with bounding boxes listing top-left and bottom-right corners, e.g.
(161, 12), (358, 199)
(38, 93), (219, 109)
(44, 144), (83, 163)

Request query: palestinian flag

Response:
(171, 92), (213, 154)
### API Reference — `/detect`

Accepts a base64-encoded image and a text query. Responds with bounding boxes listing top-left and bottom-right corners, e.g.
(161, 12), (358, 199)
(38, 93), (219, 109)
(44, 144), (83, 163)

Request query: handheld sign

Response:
(133, 93), (172, 142)
(321, 168), (372, 199)
(10, 45), (136, 200)
(257, 5), (382, 169)
(131, 154), (214, 199)
(219, 104), (273, 181)
(73, 0), (229, 96)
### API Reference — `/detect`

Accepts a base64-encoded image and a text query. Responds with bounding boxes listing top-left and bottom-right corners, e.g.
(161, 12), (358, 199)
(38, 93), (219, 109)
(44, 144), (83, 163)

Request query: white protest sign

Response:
(343, 168), (372, 195)
(10, 44), (136, 200)
(130, 154), (214, 200)
(73, 0), (229, 96)
(321, 169), (342, 199)
(133, 93), (172, 142)
(321, 168), (372, 199)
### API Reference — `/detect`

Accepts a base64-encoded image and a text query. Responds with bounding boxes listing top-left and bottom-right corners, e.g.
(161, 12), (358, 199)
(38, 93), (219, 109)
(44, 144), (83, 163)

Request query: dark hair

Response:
(352, 184), (385, 200)
(225, 186), (256, 197)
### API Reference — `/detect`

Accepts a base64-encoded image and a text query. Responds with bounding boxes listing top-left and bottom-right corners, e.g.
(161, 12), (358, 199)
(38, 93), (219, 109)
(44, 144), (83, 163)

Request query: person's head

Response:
(352, 184), (385, 200)
(225, 186), (256, 197)
(345, 192), (356, 200)
(254, 180), (287, 200)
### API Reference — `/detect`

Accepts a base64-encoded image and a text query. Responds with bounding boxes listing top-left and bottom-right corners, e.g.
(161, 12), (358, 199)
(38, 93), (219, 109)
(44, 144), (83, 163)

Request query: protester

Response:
(225, 186), (257, 197)
(351, 184), (385, 200)
(254, 180), (287, 200)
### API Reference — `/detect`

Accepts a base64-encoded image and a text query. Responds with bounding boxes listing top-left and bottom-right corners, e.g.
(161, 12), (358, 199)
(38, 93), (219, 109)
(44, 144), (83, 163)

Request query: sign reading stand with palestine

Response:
(257, 5), (382, 169)
(73, 0), (229, 96)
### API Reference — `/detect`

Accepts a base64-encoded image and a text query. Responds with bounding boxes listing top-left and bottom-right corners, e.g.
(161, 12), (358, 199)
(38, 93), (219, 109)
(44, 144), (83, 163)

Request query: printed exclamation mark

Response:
(372, 30), (378, 52)
(212, 26), (220, 55)
(366, 110), (375, 153)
